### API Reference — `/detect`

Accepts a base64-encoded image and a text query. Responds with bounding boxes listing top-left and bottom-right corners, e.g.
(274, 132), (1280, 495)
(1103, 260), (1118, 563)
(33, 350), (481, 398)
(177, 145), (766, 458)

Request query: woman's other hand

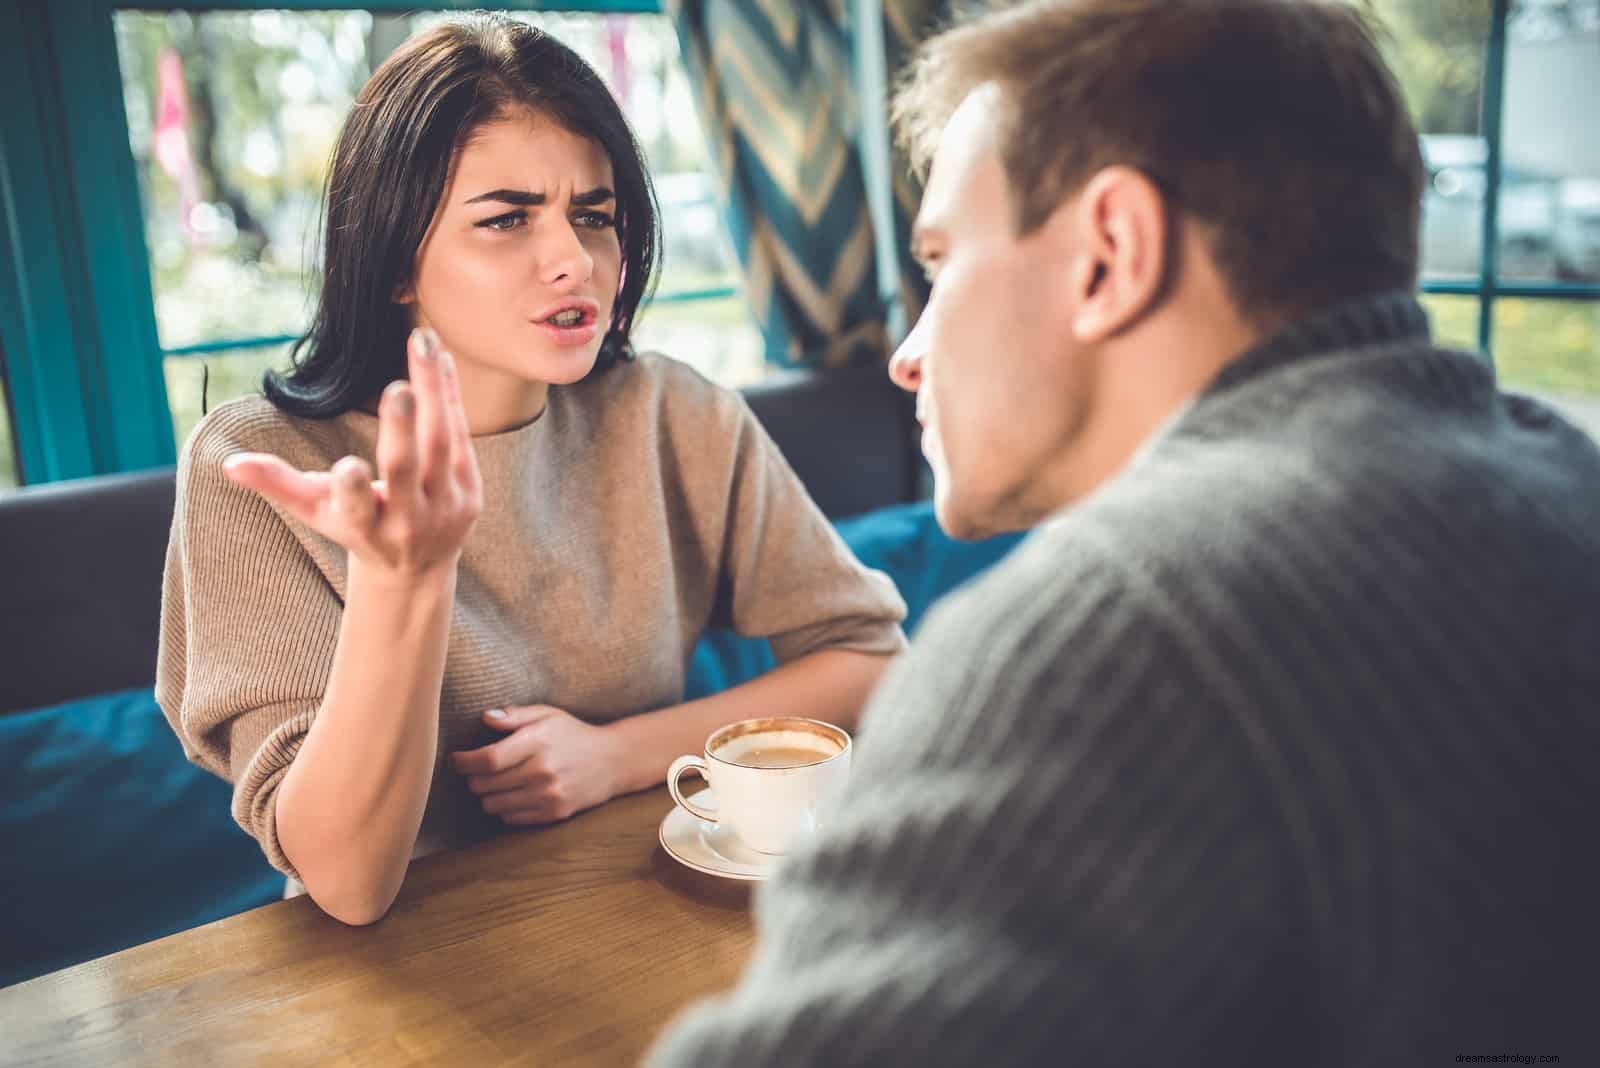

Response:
(450, 706), (627, 825)
(222, 327), (483, 583)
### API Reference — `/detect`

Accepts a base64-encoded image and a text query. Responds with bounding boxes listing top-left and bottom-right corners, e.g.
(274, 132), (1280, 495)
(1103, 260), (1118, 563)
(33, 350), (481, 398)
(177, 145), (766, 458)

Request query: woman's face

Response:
(402, 108), (622, 430)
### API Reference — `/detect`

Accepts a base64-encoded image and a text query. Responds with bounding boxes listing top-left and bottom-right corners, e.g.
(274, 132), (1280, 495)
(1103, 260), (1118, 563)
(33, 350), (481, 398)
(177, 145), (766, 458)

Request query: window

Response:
(1372, 0), (1495, 282)
(0, 372), (18, 491)
(1493, 298), (1600, 422)
(114, 8), (762, 453)
(1371, 0), (1600, 437)
(1493, 0), (1600, 431)
(1423, 293), (1485, 351)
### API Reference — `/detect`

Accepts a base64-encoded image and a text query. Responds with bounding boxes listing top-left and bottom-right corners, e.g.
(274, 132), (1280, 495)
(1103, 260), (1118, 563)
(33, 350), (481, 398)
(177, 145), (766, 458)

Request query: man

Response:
(649, 2), (1599, 1064)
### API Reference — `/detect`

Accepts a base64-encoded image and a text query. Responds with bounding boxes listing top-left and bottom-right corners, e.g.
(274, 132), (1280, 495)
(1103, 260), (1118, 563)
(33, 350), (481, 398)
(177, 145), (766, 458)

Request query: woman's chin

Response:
(525, 343), (603, 384)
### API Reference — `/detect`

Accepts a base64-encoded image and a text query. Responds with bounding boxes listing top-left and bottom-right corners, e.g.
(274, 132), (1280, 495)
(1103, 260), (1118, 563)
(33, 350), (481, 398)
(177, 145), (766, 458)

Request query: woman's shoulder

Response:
(181, 394), (288, 459)
(180, 394), (358, 473)
(566, 350), (750, 435)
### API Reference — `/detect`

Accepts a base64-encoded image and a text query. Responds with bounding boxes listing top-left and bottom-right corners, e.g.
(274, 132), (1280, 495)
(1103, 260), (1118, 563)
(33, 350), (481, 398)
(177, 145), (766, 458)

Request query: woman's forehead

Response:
(453, 111), (615, 192)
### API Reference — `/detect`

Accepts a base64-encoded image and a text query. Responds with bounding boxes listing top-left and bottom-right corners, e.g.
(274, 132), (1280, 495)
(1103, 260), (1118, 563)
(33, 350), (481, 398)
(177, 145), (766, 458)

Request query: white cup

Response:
(666, 717), (852, 855)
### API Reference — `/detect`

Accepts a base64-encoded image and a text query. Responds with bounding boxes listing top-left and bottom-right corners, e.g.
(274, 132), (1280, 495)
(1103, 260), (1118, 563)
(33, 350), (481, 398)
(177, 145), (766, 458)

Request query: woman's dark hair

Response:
(264, 15), (659, 417)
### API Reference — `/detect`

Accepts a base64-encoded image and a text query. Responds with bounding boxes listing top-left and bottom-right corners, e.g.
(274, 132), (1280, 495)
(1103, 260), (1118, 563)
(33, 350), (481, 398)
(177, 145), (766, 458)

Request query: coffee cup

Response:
(666, 717), (851, 855)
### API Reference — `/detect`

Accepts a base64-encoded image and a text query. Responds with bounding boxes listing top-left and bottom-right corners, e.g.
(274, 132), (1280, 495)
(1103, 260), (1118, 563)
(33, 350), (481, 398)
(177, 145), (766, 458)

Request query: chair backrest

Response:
(0, 366), (917, 713)
(0, 468), (177, 713)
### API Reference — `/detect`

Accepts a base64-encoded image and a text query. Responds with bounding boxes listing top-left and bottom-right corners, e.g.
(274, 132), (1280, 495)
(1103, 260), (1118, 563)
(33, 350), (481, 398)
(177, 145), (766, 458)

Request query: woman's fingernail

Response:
(485, 708), (506, 720)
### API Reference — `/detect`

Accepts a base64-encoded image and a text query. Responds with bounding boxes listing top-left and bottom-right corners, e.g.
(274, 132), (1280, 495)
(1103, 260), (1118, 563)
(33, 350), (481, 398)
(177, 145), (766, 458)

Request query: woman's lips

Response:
(530, 297), (602, 347)
(533, 318), (600, 347)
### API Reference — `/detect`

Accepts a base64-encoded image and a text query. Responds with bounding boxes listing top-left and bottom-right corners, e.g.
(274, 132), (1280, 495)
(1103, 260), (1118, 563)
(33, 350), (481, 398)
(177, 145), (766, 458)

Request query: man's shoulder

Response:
(931, 357), (1600, 654)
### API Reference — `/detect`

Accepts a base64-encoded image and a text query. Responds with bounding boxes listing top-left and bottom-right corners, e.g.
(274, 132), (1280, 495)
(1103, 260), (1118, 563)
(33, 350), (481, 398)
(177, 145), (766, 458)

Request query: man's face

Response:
(890, 86), (1088, 539)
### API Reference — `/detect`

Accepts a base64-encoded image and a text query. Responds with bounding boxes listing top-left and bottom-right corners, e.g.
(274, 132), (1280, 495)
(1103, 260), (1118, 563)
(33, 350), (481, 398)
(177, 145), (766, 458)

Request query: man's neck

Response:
(1045, 302), (1264, 508)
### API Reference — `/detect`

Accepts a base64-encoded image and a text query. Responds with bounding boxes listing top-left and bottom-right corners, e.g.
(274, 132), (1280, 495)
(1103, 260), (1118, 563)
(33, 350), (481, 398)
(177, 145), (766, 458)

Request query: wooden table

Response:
(0, 788), (755, 1067)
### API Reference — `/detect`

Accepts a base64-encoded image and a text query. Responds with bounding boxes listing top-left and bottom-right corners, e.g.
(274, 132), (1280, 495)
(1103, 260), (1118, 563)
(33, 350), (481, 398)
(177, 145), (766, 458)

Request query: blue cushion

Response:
(683, 500), (1024, 698)
(1, 500), (1020, 986)
(0, 689), (285, 987)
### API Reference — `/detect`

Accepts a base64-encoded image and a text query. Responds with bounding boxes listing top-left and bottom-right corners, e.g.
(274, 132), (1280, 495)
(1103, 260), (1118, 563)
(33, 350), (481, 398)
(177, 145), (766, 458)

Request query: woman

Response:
(156, 16), (905, 926)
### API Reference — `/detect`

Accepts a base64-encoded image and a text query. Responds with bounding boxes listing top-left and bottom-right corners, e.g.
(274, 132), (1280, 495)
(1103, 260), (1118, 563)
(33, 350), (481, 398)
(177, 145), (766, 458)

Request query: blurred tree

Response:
(1363, 0), (1491, 134)
(190, 18), (269, 258)
(366, 14), (410, 72)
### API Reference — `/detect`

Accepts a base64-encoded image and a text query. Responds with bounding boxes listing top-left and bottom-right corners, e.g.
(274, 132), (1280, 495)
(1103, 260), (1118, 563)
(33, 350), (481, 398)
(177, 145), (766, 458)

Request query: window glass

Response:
(163, 342), (294, 452)
(1500, 0), (1600, 282)
(1367, 0), (1493, 282)
(1493, 298), (1600, 436)
(115, 9), (764, 450)
(1420, 292), (1483, 351)
(0, 373), (18, 491)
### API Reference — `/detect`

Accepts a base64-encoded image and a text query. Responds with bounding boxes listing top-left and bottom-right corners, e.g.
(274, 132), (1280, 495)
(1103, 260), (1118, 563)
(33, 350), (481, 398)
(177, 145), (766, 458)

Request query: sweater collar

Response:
(338, 390), (553, 483)
(1202, 290), (1433, 400)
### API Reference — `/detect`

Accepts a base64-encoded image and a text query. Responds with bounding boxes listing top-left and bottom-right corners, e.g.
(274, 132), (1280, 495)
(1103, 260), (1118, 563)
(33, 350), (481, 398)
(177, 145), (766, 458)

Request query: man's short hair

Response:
(894, 0), (1426, 323)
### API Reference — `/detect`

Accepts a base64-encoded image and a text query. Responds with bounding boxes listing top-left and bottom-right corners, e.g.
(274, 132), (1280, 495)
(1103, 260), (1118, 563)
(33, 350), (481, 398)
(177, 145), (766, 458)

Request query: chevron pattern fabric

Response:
(668, 0), (942, 368)
(883, 0), (940, 327)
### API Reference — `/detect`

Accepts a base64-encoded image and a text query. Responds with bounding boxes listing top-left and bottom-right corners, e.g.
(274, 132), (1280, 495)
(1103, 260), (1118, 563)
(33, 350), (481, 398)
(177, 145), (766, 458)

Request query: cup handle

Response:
(667, 755), (719, 823)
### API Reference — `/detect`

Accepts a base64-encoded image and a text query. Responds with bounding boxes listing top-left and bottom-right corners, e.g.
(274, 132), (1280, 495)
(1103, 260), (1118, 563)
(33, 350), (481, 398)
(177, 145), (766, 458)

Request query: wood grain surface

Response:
(0, 787), (755, 1067)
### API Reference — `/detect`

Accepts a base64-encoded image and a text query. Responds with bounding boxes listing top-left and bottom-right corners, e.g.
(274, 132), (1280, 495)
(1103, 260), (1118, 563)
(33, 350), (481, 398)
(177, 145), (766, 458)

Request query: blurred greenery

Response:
(1364, 0), (1491, 136)
(1492, 299), (1600, 396)
(164, 344), (292, 452)
(1, 376), (17, 490)
(116, 9), (746, 352)
(1420, 293), (1484, 350)
(113, 8), (767, 458)
(1421, 292), (1600, 438)
(163, 293), (765, 452)
(1424, 293), (1600, 395)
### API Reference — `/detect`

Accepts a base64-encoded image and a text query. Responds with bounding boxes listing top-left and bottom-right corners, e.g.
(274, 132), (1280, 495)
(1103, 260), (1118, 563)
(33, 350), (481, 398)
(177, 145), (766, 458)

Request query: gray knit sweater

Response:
(647, 293), (1600, 1066)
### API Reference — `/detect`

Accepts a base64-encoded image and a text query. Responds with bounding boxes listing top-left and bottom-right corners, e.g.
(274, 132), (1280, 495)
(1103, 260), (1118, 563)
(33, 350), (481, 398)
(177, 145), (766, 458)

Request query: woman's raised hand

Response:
(223, 327), (483, 582)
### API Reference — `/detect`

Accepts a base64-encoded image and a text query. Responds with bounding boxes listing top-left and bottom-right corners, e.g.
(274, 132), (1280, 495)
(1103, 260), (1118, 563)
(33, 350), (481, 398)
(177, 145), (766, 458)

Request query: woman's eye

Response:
(476, 211), (526, 232)
(575, 210), (616, 230)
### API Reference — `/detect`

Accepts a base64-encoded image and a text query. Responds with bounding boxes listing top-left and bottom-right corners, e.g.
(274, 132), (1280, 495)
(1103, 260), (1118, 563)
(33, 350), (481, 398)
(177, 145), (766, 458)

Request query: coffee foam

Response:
(714, 729), (842, 766)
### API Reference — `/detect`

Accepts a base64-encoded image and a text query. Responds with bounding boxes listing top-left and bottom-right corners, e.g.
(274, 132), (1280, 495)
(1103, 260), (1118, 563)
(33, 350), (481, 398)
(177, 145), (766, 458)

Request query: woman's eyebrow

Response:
(463, 186), (615, 206)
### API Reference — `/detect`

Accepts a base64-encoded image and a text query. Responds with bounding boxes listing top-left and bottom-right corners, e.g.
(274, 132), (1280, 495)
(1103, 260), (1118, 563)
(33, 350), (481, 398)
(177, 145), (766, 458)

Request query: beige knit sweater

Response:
(156, 353), (907, 878)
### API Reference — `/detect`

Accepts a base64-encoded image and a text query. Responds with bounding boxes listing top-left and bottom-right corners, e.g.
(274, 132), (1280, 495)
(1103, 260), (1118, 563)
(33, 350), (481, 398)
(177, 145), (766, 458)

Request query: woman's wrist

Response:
(347, 551), (459, 599)
(601, 715), (669, 795)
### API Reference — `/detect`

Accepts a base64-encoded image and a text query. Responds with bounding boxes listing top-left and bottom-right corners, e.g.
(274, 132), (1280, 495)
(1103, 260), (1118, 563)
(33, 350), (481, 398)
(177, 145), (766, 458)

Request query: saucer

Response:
(658, 788), (777, 882)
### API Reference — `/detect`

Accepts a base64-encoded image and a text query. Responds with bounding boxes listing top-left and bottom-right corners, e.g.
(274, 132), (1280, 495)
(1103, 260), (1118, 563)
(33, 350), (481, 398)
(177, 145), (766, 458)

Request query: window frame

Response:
(2, 0), (1596, 487)
(0, 0), (727, 486)
(1433, 0), (1600, 331)
(136, 0), (745, 366)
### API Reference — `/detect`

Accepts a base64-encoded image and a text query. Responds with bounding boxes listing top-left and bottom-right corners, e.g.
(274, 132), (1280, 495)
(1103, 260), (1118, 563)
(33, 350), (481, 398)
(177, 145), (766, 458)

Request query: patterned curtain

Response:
(667, 0), (943, 368)
(882, 0), (941, 329)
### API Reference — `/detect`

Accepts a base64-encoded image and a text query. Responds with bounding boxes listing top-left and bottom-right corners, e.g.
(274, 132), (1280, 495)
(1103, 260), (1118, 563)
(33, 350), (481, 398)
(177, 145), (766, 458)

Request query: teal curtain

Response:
(667, 0), (940, 368)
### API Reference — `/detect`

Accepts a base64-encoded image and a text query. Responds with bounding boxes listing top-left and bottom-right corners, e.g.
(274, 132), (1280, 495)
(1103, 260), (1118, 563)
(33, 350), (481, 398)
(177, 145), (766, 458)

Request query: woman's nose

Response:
(539, 220), (594, 287)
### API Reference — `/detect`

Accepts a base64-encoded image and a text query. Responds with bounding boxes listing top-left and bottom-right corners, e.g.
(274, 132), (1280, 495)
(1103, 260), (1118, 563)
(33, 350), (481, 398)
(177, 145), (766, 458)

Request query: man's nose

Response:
(888, 316), (927, 393)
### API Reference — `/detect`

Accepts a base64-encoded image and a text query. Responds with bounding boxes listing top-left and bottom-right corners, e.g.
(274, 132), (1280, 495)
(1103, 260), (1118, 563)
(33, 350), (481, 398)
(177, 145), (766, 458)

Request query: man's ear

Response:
(1064, 166), (1170, 344)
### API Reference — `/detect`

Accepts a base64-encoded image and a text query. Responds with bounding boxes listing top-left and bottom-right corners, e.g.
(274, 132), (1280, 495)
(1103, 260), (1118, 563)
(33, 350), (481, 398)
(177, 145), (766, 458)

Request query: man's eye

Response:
(575, 210), (616, 230)
(476, 211), (527, 232)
